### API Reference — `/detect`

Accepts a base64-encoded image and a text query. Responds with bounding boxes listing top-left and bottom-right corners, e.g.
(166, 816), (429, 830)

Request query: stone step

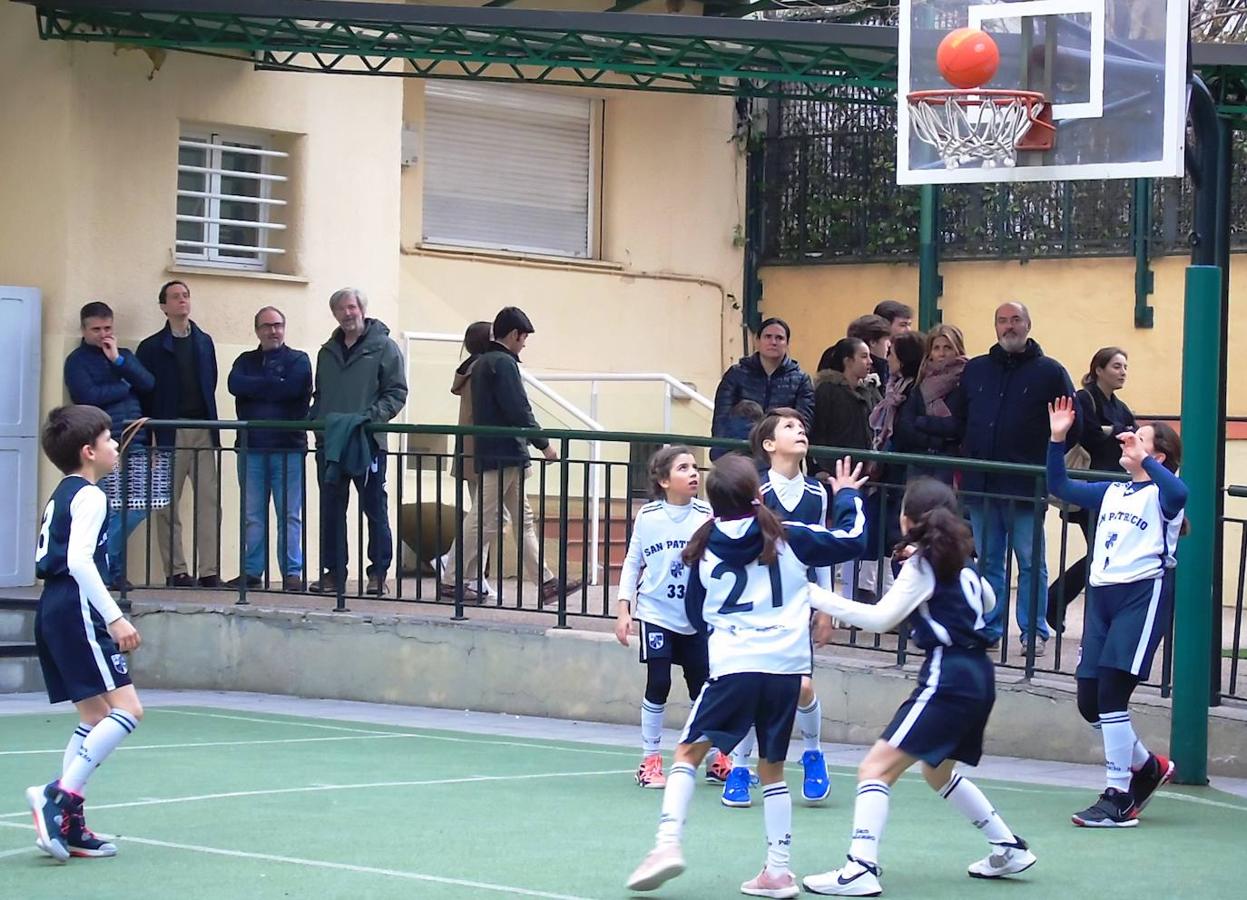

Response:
(0, 655), (43, 693)
(0, 607), (35, 643)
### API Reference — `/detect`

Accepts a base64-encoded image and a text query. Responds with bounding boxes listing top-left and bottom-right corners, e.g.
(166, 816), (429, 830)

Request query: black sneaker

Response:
(24, 781), (73, 862)
(1129, 753), (1175, 815)
(166, 573), (195, 588)
(1072, 787), (1138, 828)
(64, 804), (117, 858)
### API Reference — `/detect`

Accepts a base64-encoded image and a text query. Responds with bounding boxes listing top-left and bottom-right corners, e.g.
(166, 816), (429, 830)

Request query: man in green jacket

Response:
(309, 287), (408, 596)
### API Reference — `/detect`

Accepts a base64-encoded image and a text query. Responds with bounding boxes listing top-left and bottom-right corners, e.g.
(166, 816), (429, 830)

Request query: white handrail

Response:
(401, 331), (605, 584)
(532, 372), (714, 410)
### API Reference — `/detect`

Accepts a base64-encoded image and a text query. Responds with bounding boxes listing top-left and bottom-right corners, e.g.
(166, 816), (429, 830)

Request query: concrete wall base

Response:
(130, 602), (1247, 778)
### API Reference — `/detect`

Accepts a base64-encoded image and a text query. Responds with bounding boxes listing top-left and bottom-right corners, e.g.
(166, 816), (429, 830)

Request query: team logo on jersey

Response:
(648, 630), (665, 651)
(111, 653), (128, 675)
(669, 561), (685, 579)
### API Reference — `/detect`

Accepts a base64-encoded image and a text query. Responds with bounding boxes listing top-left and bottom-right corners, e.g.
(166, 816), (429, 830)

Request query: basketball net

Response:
(908, 89), (1055, 169)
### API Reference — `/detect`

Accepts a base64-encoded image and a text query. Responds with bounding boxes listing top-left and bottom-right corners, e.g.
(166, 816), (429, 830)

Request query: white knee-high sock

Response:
(1099, 711), (1135, 792)
(762, 782), (793, 876)
(60, 710), (138, 794)
(656, 763), (697, 846)
(62, 723), (92, 778)
(1131, 738), (1150, 769)
(938, 772), (1016, 844)
(733, 730), (757, 768)
(640, 700), (664, 755)
(848, 780), (891, 864)
(796, 698), (822, 753)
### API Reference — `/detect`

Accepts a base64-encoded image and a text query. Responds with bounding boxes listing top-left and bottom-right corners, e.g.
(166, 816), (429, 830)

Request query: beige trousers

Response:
(442, 466), (552, 589)
(155, 427), (221, 578)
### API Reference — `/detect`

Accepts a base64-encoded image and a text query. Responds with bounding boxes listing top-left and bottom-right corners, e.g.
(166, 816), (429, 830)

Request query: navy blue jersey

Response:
(36, 476), (110, 584)
(759, 470), (827, 525)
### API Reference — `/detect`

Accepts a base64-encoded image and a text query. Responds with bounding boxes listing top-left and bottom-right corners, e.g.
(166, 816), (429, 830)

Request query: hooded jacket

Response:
(809, 370), (881, 473)
(712, 353), (815, 438)
(948, 339), (1079, 497)
(310, 318), (408, 438)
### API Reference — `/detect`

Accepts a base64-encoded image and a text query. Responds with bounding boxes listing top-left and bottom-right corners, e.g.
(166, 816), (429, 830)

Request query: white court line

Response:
(0, 734), (418, 757)
(158, 708), (639, 758)
(0, 822), (594, 899)
(0, 768), (631, 819)
(0, 844), (36, 860)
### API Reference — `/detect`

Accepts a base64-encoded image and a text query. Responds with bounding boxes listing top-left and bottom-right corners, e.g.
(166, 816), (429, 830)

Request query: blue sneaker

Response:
(801, 749), (832, 804)
(25, 781), (73, 863)
(721, 766), (756, 808)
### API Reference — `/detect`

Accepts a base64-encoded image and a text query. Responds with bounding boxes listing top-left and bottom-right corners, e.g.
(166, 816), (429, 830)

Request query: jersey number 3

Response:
(35, 502), (54, 564)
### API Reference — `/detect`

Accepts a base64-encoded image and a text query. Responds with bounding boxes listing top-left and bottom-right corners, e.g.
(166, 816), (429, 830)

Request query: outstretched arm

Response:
(808, 556), (933, 633)
(1047, 397), (1110, 508)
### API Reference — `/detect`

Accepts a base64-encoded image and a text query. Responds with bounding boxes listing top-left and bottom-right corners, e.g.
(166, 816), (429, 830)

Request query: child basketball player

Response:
(721, 408), (860, 809)
(26, 405), (144, 862)
(1047, 396), (1186, 827)
(803, 477), (1036, 896)
(626, 454), (869, 898)
(616, 446), (727, 788)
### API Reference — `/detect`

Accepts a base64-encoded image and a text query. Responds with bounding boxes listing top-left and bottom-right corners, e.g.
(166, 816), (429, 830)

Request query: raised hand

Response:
(829, 456), (869, 494)
(1048, 396), (1076, 441)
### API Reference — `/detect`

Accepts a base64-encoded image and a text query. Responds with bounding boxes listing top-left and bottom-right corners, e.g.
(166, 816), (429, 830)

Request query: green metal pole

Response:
(1170, 264), (1222, 786)
(918, 184), (942, 331)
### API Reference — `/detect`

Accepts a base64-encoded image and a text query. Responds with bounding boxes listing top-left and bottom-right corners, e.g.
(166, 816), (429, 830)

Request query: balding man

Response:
(948, 301), (1079, 657)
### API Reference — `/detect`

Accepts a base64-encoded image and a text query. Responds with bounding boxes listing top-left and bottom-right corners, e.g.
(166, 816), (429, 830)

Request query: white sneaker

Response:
(626, 844), (686, 892)
(967, 837), (1037, 879)
(741, 867), (799, 898)
(803, 857), (882, 896)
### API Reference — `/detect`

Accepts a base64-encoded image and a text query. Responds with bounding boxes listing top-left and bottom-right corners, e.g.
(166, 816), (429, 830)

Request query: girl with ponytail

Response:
(802, 477), (1037, 896)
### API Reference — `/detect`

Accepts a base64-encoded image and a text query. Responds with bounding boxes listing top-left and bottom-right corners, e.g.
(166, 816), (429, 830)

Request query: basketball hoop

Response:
(907, 89), (1056, 169)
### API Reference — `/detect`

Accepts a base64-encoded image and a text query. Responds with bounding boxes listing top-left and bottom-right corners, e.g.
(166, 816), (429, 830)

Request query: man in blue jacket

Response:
(949, 301), (1080, 656)
(64, 301), (155, 589)
(136, 280), (221, 588)
(226, 306), (312, 592)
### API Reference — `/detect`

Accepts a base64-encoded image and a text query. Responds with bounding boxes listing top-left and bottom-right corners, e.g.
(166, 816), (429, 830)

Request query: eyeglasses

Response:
(257, 322), (285, 330)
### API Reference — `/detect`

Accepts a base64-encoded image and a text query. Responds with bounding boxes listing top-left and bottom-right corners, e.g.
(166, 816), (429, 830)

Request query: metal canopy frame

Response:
(18, 0), (900, 101)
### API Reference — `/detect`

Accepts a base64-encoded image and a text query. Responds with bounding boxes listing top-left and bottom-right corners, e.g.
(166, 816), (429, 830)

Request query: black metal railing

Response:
(105, 420), (1242, 702)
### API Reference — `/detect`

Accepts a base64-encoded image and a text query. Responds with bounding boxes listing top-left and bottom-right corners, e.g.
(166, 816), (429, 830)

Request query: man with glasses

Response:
(226, 307), (312, 591)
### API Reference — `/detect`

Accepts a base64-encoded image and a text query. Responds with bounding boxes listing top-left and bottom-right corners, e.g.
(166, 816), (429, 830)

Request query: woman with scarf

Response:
(871, 330), (926, 548)
(894, 324), (968, 485)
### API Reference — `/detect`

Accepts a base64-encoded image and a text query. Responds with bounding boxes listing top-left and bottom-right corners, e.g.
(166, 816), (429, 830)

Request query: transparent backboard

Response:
(898, 0), (1189, 184)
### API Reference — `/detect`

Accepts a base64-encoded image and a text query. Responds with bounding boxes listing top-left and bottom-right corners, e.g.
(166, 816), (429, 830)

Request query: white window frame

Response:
(420, 84), (602, 260)
(175, 129), (288, 270)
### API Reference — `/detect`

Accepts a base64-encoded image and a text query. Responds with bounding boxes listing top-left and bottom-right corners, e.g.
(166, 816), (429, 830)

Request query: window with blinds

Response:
(176, 129), (289, 270)
(422, 83), (597, 259)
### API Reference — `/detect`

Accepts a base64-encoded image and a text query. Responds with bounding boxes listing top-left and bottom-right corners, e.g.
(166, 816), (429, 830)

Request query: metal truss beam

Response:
(19, 0), (899, 102)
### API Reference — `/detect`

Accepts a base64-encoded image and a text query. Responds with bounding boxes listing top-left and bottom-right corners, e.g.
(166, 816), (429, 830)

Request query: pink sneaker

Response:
(705, 753), (733, 784)
(741, 867), (799, 898)
(635, 753), (667, 789)
(626, 844), (686, 892)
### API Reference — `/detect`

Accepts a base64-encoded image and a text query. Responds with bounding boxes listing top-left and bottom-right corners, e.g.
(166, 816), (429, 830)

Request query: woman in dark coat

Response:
(894, 324), (968, 484)
(870, 330), (926, 547)
(711, 317), (815, 456)
(1046, 346), (1136, 632)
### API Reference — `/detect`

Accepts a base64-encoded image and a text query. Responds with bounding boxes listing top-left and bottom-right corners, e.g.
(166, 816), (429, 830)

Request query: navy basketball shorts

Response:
(882, 647), (995, 767)
(35, 585), (132, 704)
(1077, 571), (1174, 681)
(679, 672), (802, 763)
(638, 621), (709, 673)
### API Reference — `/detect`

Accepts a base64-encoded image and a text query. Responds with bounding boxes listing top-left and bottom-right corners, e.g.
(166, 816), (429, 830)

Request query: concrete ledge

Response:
(129, 602), (1247, 778)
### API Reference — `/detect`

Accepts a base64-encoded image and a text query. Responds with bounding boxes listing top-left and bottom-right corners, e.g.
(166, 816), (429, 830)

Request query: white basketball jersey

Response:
(1089, 480), (1184, 587)
(694, 519), (815, 678)
(620, 499), (713, 635)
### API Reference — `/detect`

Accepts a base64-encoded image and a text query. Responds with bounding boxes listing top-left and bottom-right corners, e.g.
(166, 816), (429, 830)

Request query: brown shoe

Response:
(437, 582), (484, 604)
(283, 575), (305, 592)
(540, 577), (583, 601)
(365, 574), (389, 597)
(307, 573), (338, 593)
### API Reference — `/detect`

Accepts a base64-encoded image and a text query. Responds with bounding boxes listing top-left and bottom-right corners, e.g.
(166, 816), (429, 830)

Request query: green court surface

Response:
(1, 707), (1244, 899)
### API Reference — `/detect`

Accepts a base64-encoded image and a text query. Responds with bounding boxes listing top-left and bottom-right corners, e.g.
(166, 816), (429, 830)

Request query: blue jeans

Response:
(238, 451), (305, 578)
(967, 497), (1051, 643)
(106, 507), (148, 585)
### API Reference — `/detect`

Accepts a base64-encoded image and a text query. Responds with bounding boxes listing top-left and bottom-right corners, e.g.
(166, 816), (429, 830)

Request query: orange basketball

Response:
(936, 27), (1000, 89)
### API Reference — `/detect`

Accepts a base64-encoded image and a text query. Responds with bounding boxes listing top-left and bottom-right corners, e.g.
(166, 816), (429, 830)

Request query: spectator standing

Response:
(948, 302), (1079, 655)
(893, 324), (968, 483)
(1047, 347), (1135, 632)
(871, 330), (926, 548)
(308, 287), (408, 597)
(226, 306), (312, 592)
(873, 300), (914, 337)
(810, 338), (880, 471)
(441, 307), (582, 603)
(847, 314), (893, 384)
(64, 301), (155, 590)
(712, 317), (814, 438)
(136, 280), (221, 588)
